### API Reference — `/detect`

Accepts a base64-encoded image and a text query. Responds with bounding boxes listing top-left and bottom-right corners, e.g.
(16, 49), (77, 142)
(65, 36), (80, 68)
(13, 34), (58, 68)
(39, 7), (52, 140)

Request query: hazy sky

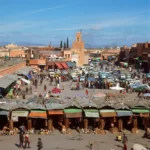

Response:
(0, 0), (150, 47)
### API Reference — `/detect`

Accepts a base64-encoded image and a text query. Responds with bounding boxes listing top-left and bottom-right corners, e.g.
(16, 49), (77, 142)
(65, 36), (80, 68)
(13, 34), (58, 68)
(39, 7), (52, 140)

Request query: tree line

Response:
(60, 37), (69, 49)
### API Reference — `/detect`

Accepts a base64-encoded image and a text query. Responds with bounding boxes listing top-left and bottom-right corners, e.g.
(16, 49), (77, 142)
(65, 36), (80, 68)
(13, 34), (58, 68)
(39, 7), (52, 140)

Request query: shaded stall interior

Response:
(83, 107), (99, 130)
(64, 106), (83, 129)
(99, 106), (117, 131)
(0, 109), (9, 129)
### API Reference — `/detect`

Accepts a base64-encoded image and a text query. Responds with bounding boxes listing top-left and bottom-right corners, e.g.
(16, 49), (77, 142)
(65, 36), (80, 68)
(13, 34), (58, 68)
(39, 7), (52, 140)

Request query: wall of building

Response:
(84, 53), (89, 64)
(63, 50), (72, 61)
(71, 32), (84, 66)
(0, 51), (9, 57)
(9, 50), (25, 57)
(71, 54), (79, 65)
(0, 62), (26, 76)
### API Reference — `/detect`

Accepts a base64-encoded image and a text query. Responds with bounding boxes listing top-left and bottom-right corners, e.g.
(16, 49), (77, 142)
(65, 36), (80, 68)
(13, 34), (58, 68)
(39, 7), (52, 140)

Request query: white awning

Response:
(11, 111), (29, 117)
(21, 78), (30, 84)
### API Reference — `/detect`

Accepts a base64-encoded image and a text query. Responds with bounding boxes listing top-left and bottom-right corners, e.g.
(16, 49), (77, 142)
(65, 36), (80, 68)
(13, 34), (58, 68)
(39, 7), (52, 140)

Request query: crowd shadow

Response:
(115, 144), (124, 149)
(15, 143), (20, 148)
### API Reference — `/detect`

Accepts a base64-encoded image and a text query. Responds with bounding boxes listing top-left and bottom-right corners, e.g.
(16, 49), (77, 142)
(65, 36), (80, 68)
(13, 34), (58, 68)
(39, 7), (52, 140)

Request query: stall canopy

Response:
(116, 110), (133, 117)
(29, 110), (47, 119)
(60, 62), (68, 69)
(66, 62), (75, 67)
(21, 78), (30, 85)
(87, 77), (95, 82)
(46, 101), (64, 115)
(64, 109), (82, 118)
(0, 110), (9, 116)
(132, 109), (149, 113)
(48, 110), (64, 115)
(84, 109), (99, 118)
(100, 109), (117, 117)
(131, 106), (150, 114)
(0, 76), (16, 89)
(11, 110), (29, 117)
(11, 110), (29, 122)
(55, 63), (63, 69)
(5, 74), (19, 81)
(16, 66), (32, 76)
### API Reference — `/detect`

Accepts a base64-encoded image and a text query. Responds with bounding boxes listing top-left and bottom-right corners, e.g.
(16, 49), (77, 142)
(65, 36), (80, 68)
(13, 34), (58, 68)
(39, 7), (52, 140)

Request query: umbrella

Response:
(52, 87), (61, 94)
(132, 143), (147, 150)
(143, 93), (150, 97)
(110, 83), (125, 91)
(87, 77), (95, 82)
(93, 92), (106, 98)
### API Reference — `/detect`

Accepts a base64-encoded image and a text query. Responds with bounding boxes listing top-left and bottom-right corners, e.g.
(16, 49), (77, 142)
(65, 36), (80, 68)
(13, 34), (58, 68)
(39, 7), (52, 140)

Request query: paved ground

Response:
(2, 71), (149, 150)
(0, 130), (149, 150)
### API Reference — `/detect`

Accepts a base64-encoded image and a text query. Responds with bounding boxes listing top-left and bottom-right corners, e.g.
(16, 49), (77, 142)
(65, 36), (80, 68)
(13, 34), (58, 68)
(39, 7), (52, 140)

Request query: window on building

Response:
(65, 54), (68, 58)
(77, 37), (79, 42)
(68, 54), (70, 58)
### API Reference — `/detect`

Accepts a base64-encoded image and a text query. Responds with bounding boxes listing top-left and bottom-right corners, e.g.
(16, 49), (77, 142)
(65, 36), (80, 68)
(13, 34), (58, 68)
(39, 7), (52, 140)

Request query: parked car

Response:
(49, 69), (55, 77)
(80, 76), (85, 82)
(126, 73), (132, 79)
(146, 73), (150, 78)
(119, 74), (126, 80)
(72, 76), (78, 82)
(133, 84), (150, 92)
(112, 70), (121, 78)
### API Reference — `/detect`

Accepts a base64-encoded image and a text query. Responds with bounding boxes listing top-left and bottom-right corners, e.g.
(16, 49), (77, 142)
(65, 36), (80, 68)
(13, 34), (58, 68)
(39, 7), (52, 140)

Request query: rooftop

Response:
(0, 58), (25, 70)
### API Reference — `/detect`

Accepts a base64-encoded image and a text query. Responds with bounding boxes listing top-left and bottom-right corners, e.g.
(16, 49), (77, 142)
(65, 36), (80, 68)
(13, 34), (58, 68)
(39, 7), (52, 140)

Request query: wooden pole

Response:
(84, 118), (88, 129)
(9, 119), (13, 130)
(27, 119), (32, 130)
(118, 118), (123, 132)
(65, 118), (69, 129)
(99, 118), (105, 130)
(48, 119), (53, 130)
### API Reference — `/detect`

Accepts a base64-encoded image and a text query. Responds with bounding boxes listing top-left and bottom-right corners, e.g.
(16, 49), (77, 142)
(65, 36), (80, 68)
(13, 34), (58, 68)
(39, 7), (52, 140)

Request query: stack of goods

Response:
(93, 128), (106, 134)
(40, 129), (49, 135)
(110, 127), (118, 133)
(66, 128), (72, 135)
(80, 128), (91, 134)
(132, 128), (139, 134)
(71, 87), (76, 90)
(29, 128), (34, 134)
(61, 125), (66, 134)
(13, 128), (19, 135)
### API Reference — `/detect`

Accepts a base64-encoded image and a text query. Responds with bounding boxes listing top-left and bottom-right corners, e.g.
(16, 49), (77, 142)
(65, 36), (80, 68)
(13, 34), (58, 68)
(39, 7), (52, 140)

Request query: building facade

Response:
(71, 32), (84, 66)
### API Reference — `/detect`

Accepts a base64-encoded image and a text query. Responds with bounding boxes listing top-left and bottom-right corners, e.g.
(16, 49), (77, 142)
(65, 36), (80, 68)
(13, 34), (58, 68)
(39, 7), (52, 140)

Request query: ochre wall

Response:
(72, 32), (84, 66)
(9, 50), (25, 57)
(0, 62), (26, 76)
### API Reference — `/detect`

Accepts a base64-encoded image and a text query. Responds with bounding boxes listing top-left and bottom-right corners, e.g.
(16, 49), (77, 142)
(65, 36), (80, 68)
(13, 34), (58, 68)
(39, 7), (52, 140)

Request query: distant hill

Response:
(0, 41), (46, 46)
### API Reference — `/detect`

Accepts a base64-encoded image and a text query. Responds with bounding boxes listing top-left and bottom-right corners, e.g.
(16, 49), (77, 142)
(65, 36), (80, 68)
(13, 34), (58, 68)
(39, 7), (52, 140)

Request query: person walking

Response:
(123, 133), (128, 150)
(44, 85), (47, 92)
(19, 123), (25, 148)
(24, 132), (30, 149)
(29, 86), (32, 94)
(37, 138), (43, 150)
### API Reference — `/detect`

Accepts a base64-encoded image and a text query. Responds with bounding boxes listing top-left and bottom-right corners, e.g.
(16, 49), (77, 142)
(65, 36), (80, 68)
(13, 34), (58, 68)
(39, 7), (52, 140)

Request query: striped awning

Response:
(100, 109), (117, 117)
(84, 109), (99, 118)
(66, 62), (75, 67)
(116, 110), (133, 117)
(29, 110), (47, 119)
(55, 63), (63, 69)
(64, 109), (82, 118)
(60, 63), (68, 69)
(11, 110), (29, 117)
(0, 110), (9, 116)
(48, 110), (64, 115)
